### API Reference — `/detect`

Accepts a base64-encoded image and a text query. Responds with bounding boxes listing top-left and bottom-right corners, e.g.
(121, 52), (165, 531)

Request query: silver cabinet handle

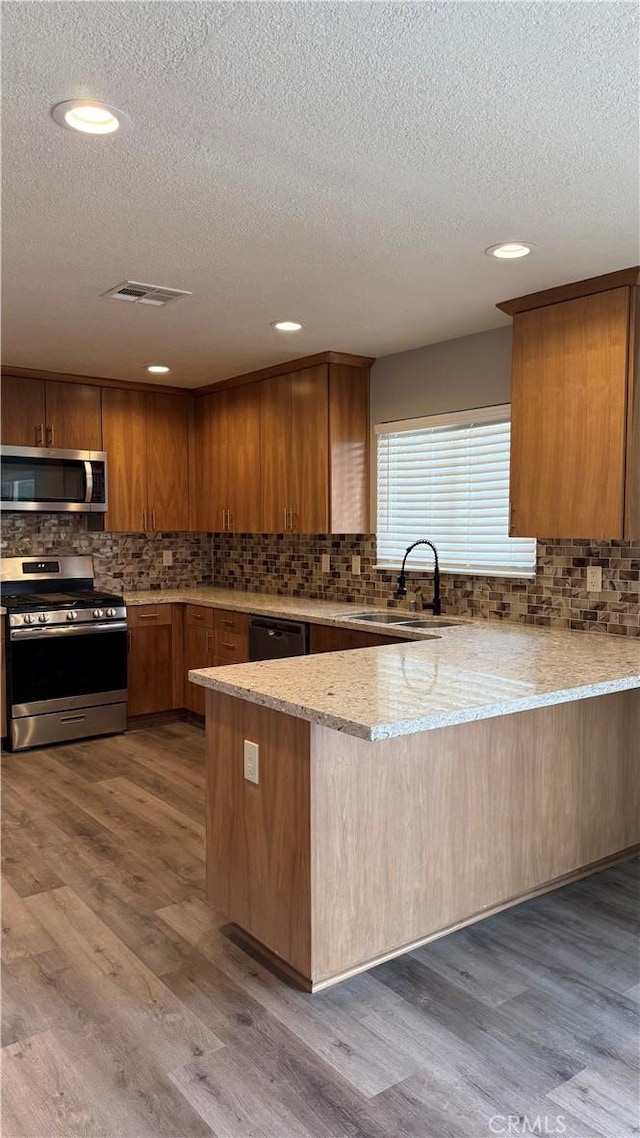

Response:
(60, 713), (86, 724)
(138, 613), (159, 620)
(284, 508), (288, 532)
(142, 511), (147, 531)
(151, 510), (156, 530)
(46, 424), (54, 447)
(228, 510), (233, 531)
(222, 509), (227, 531)
(35, 424), (44, 446)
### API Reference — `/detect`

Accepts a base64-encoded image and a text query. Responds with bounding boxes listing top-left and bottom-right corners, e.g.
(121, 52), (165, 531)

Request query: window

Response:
(376, 404), (536, 577)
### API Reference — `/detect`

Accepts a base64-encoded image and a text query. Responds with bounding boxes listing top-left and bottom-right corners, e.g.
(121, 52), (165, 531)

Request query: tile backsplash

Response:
(213, 532), (640, 637)
(0, 515), (213, 592)
(1, 516), (638, 636)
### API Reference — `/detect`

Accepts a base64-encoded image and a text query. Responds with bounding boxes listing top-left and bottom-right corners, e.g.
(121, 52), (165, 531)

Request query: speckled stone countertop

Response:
(165, 588), (640, 741)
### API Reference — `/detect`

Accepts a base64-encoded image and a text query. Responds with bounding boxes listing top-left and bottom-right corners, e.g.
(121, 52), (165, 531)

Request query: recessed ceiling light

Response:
(271, 320), (303, 332)
(51, 100), (130, 135)
(146, 365), (171, 374)
(485, 242), (533, 260)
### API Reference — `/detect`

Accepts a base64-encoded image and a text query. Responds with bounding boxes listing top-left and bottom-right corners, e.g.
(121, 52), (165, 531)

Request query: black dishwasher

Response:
(249, 617), (309, 661)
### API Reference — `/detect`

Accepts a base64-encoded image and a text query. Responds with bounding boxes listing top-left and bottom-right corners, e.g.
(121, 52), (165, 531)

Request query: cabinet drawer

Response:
(128, 604), (173, 628)
(185, 605), (215, 629)
(214, 629), (249, 665)
(214, 608), (250, 635)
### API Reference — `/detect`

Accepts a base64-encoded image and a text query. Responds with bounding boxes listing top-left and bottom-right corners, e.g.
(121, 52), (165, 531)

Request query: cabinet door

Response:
(290, 366), (329, 533)
(44, 381), (102, 451)
(184, 606), (215, 715)
(192, 392), (228, 531)
(225, 386), (261, 533)
(145, 392), (189, 531)
(1, 376), (46, 446)
(127, 609), (174, 716)
(510, 288), (630, 539)
(260, 374), (291, 533)
(101, 388), (148, 532)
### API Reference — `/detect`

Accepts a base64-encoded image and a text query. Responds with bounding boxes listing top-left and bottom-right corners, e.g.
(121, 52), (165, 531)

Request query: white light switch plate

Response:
(352, 555), (361, 575)
(243, 739), (259, 784)
(321, 554), (331, 572)
(162, 550), (173, 567)
(586, 566), (603, 592)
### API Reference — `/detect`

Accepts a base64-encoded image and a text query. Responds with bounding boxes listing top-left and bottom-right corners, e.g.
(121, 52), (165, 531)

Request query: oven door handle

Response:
(10, 621), (128, 641)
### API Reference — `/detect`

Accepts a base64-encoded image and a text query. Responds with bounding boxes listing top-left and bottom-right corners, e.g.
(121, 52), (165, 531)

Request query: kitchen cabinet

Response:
(183, 606), (249, 716)
(498, 270), (640, 539)
(260, 362), (370, 534)
(127, 604), (181, 717)
(1, 375), (102, 450)
(260, 368), (328, 533)
(102, 388), (189, 532)
(184, 606), (216, 716)
(310, 624), (408, 653)
(192, 384), (261, 532)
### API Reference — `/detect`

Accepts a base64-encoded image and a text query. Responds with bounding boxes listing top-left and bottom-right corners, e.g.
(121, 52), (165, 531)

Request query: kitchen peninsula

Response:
(192, 621), (640, 991)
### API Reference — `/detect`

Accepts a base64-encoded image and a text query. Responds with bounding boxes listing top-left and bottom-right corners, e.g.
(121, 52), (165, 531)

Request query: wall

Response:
(371, 325), (512, 423)
(0, 515), (213, 593)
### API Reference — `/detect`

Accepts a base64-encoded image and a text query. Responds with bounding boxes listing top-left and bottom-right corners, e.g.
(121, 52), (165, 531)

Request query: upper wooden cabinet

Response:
(1, 375), (102, 450)
(102, 388), (189, 532)
(192, 384), (262, 532)
(498, 269), (640, 540)
(260, 361), (369, 534)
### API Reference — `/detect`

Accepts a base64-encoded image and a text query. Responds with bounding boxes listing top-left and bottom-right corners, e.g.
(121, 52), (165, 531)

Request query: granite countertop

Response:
(175, 589), (640, 740)
(122, 586), (446, 640)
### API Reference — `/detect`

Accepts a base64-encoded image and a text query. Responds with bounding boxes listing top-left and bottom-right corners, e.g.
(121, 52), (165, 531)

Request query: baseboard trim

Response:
(226, 844), (640, 993)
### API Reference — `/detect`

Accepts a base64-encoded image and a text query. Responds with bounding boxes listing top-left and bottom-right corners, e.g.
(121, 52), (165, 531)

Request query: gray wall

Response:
(370, 325), (512, 524)
(371, 324), (512, 424)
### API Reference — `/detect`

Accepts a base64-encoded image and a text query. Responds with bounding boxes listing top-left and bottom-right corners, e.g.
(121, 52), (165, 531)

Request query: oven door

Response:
(0, 446), (107, 512)
(8, 623), (128, 716)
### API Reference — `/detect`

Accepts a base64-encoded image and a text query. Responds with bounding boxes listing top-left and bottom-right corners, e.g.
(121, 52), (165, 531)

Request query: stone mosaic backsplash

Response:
(1, 515), (638, 636)
(213, 532), (640, 637)
(0, 515), (213, 592)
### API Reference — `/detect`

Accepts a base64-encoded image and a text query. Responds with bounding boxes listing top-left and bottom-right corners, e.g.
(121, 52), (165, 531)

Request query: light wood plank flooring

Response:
(2, 721), (638, 1138)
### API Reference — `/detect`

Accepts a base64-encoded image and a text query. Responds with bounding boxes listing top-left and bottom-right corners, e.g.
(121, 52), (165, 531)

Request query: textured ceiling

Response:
(2, 1), (638, 388)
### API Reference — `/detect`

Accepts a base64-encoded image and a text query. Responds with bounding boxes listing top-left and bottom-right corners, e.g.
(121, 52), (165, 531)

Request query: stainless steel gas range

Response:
(1, 556), (127, 751)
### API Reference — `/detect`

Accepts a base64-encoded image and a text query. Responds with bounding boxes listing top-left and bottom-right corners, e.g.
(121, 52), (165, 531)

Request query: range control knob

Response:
(24, 613), (36, 625)
(66, 611), (78, 621)
(38, 612), (50, 623)
(105, 607), (117, 618)
(93, 609), (105, 619)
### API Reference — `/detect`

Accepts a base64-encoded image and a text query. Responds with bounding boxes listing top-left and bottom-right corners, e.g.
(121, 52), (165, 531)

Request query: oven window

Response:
(9, 630), (127, 707)
(1, 456), (86, 503)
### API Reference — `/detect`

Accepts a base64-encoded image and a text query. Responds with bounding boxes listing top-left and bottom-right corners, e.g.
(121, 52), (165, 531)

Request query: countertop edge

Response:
(189, 668), (640, 741)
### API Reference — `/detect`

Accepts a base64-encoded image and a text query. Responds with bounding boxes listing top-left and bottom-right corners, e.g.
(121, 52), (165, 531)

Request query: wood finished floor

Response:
(1, 720), (638, 1138)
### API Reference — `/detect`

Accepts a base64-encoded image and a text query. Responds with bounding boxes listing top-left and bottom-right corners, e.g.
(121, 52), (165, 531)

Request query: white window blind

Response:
(376, 405), (536, 577)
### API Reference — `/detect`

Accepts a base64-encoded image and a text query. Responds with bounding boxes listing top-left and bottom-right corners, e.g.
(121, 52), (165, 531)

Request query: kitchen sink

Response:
(394, 619), (460, 629)
(344, 611), (461, 629)
(345, 612), (413, 624)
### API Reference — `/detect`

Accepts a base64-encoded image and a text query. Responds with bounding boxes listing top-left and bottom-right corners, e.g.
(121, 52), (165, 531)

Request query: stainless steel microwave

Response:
(0, 446), (108, 512)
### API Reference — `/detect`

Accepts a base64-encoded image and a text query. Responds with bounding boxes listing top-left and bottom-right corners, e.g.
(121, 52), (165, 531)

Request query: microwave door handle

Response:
(84, 461), (93, 504)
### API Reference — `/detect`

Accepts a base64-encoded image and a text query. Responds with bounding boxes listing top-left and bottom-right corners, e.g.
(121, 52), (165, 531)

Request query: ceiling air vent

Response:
(102, 280), (192, 306)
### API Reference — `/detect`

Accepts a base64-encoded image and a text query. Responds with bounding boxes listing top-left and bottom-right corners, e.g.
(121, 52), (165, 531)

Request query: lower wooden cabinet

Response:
(310, 624), (408, 653)
(126, 607), (406, 720)
(184, 606), (216, 716)
(127, 605), (182, 717)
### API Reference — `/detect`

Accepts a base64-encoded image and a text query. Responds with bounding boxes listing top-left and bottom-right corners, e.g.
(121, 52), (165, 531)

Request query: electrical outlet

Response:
(352, 555), (361, 575)
(162, 550), (173, 567)
(321, 554), (331, 572)
(586, 566), (603, 592)
(243, 740), (259, 784)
